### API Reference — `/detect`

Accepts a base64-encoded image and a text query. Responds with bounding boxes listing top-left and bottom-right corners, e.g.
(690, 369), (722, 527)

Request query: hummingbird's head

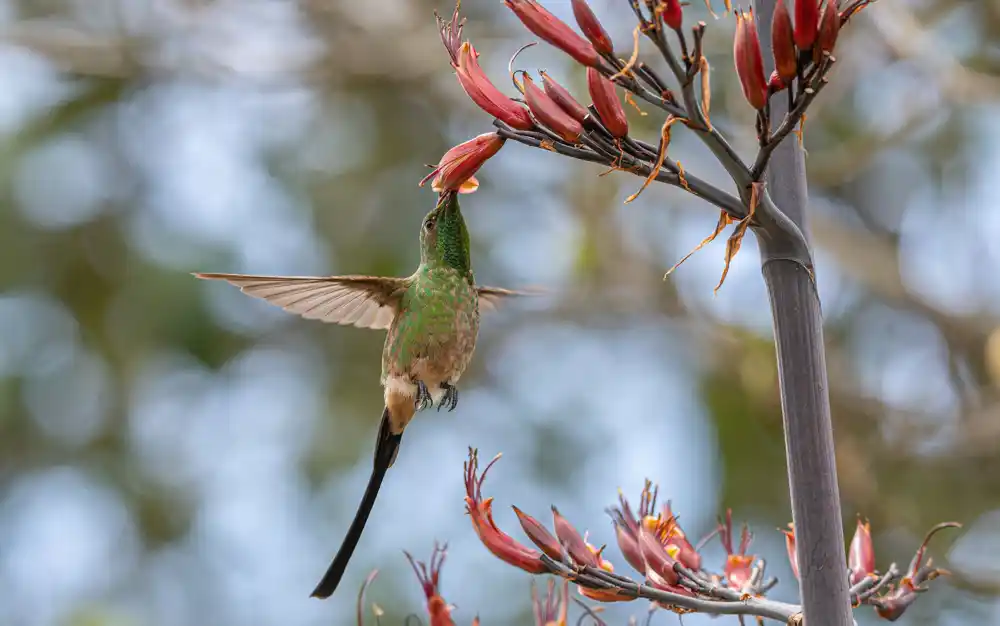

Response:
(419, 190), (471, 274)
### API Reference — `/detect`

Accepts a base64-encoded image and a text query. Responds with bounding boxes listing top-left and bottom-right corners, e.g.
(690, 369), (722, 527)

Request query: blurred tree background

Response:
(0, 1), (998, 625)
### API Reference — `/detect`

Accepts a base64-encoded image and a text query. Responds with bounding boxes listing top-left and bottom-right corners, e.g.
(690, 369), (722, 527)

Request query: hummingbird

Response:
(194, 190), (535, 599)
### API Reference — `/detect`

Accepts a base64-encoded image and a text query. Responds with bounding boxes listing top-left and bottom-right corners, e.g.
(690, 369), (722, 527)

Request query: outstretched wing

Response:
(476, 286), (544, 313)
(194, 273), (406, 330)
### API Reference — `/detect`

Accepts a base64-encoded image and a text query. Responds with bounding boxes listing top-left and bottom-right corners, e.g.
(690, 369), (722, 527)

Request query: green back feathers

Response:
(419, 191), (472, 276)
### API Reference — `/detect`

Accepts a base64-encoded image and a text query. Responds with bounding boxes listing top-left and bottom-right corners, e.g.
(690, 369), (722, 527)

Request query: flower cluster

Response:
(460, 448), (959, 623)
(785, 518), (962, 621)
(420, 0), (881, 291)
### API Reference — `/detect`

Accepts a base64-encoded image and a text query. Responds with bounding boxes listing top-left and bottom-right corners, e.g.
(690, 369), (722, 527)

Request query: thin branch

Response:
(752, 56), (836, 179)
(541, 556), (801, 623)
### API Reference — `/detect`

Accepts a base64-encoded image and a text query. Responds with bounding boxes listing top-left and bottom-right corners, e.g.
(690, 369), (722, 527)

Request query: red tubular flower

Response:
(660, 0), (683, 30)
(419, 133), (505, 194)
(794, 0), (820, 50)
(505, 0), (599, 67)
(532, 579), (568, 626)
(513, 505), (562, 560)
(659, 502), (702, 571)
(464, 450), (547, 574)
(405, 544), (455, 626)
(814, 0), (840, 59)
(772, 0), (797, 82)
(455, 42), (534, 130)
(781, 523), (799, 580)
(571, 0), (613, 55)
(873, 521), (961, 621)
(733, 8), (768, 111)
(848, 518), (876, 585)
(719, 509), (755, 591)
(638, 527), (681, 586)
(551, 506), (599, 567)
(522, 74), (584, 142)
(540, 71), (589, 123)
(586, 67), (629, 138)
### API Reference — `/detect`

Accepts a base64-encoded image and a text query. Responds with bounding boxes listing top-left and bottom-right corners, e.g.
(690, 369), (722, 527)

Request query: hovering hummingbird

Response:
(194, 190), (535, 599)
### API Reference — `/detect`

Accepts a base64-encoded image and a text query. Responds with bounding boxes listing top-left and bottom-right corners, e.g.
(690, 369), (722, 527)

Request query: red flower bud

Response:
(586, 67), (629, 138)
(733, 8), (768, 111)
(794, 0), (820, 50)
(513, 505), (563, 560)
(848, 518), (876, 586)
(571, 0), (613, 55)
(551, 506), (599, 567)
(660, 0), (683, 30)
(540, 71), (589, 123)
(419, 133), (505, 194)
(523, 74), (584, 142)
(455, 42), (533, 130)
(781, 523), (799, 580)
(613, 523), (644, 573)
(772, 0), (797, 81)
(814, 0), (840, 59)
(872, 587), (919, 622)
(505, 0), (599, 67)
(768, 70), (787, 92)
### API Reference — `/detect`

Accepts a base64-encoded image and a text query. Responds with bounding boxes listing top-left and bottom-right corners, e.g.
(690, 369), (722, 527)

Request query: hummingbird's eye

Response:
(424, 218), (436, 231)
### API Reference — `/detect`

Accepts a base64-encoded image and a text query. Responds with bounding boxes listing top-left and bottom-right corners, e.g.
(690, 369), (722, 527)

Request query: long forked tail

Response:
(310, 408), (402, 599)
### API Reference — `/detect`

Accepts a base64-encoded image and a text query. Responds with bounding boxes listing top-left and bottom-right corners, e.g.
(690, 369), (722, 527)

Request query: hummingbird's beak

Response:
(438, 190), (459, 216)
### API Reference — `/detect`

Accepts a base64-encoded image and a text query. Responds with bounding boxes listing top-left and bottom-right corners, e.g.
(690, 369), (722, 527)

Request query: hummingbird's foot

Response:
(415, 381), (433, 411)
(438, 383), (459, 412)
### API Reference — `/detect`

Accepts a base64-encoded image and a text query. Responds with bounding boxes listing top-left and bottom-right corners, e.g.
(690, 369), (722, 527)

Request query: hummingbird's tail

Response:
(310, 407), (402, 599)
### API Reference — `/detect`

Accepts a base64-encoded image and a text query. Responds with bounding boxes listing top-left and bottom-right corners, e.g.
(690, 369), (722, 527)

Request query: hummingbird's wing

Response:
(476, 286), (544, 313)
(194, 273), (406, 330)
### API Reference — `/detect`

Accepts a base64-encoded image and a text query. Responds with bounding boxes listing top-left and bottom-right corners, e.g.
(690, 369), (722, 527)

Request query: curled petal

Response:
(552, 506), (599, 567)
(571, 0), (613, 55)
(513, 505), (563, 560)
(405, 545), (455, 626)
(505, 0), (599, 67)
(586, 67), (628, 138)
(905, 521), (962, 581)
(419, 133), (505, 193)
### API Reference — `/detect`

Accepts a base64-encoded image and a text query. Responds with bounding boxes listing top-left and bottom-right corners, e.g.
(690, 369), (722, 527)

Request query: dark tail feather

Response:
(310, 407), (402, 599)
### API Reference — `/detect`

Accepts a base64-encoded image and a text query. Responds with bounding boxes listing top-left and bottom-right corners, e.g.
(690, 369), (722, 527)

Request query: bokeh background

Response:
(0, 1), (998, 625)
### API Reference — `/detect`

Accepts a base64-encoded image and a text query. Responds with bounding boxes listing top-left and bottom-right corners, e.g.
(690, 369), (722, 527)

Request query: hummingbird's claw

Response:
(439, 384), (459, 412)
(415, 381), (433, 411)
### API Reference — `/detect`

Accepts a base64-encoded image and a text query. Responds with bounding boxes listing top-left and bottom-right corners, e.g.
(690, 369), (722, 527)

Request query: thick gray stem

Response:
(753, 2), (853, 625)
